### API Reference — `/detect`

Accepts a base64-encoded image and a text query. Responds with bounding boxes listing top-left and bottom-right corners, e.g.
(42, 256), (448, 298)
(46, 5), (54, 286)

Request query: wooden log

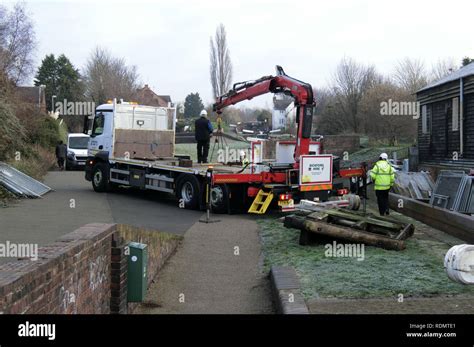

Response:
(285, 215), (406, 250)
(284, 215), (406, 250)
(389, 192), (474, 243)
(321, 209), (403, 230)
(284, 215), (306, 230)
(396, 223), (415, 240)
(304, 220), (406, 251)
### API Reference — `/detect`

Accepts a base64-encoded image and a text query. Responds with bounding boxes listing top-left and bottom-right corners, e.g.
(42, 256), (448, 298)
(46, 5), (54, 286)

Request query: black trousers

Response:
(57, 157), (65, 169)
(197, 140), (210, 163)
(375, 189), (390, 216)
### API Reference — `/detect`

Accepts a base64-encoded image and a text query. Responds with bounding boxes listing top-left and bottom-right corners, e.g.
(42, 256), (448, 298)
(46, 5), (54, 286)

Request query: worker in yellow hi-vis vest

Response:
(369, 153), (395, 216)
(240, 150), (249, 167)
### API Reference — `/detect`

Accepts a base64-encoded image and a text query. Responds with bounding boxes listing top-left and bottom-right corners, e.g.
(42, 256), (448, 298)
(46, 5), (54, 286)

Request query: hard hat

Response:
(200, 110), (208, 117)
(240, 150), (246, 157)
(380, 153), (388, 160)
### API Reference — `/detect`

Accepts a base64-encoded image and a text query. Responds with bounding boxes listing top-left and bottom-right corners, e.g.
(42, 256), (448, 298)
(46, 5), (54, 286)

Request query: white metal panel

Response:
(299, 155), (333, 185)
(114, 104), (169, 130)
(276, 142), (320, 163)
(0, 162), (51, 198)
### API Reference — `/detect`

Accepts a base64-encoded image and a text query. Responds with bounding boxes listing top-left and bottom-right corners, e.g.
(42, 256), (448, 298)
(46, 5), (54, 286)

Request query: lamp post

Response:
(51, 95), (57, 113)
(39, 85), (46, 110)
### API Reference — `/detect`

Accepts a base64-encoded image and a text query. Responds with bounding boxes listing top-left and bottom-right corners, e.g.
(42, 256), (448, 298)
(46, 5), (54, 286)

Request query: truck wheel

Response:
(177, 174), (201, 210)
(92, 162), (111, 192)
(210, 184), (229, 213)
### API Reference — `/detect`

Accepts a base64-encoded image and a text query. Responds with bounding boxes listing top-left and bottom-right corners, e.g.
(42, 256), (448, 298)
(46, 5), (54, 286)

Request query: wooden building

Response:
(416, 63), (474, 174)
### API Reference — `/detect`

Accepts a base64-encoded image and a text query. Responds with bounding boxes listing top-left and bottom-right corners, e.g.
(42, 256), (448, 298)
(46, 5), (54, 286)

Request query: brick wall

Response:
(116, 224), (182, 313)
(110, 235), (128, 314)
(0, 223), (181, 314)
(0, 223), (116, 314)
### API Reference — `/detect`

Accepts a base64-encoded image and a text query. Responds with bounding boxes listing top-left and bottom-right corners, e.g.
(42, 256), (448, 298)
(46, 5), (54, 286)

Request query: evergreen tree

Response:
(34, 54), (83, 111)
(184, 92), (204, 118)
(34, 54), (57, 110)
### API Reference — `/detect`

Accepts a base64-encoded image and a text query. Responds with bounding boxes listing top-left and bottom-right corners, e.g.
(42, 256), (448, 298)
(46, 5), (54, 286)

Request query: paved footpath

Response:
(135, 214), (275, 314)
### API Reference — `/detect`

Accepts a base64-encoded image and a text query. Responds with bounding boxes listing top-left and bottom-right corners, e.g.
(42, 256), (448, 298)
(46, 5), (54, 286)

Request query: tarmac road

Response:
(0, 171), (203, 263)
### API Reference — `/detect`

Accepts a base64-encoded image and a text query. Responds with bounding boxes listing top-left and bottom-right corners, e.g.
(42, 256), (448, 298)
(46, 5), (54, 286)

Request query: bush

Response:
(29, 117), (62, 148)
(0, 100), (27, 161)
(10, 146), (56, 180)
(12, 101), (64, 148)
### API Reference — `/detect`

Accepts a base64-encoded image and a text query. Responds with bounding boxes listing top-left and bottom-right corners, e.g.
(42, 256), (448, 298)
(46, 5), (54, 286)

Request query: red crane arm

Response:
(213, 66), (315, 164)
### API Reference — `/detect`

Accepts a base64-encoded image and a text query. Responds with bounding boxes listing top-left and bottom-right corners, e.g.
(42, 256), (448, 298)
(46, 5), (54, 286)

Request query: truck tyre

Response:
(92, 162), (111, 192)
(177, 174), (201, 210)
(210, 184), (229, 213)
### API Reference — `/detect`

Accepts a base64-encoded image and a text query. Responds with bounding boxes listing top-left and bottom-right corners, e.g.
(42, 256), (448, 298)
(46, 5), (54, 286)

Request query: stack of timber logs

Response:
(284, 208), (414, 251)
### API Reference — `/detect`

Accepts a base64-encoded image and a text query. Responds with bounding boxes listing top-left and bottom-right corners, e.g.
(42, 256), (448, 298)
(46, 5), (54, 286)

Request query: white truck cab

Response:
(87, 99), (176, 160)
(87, 103), (114, 157)
(66, 133), (90, 170)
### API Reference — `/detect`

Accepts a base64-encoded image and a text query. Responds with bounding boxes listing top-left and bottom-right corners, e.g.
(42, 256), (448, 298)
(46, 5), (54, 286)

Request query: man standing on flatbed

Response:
(370, 152), (395, 216)
(195, 110), (214, 163)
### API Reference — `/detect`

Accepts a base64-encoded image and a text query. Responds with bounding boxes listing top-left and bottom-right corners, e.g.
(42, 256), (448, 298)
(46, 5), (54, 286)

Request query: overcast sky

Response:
(6, 0), (474, 108)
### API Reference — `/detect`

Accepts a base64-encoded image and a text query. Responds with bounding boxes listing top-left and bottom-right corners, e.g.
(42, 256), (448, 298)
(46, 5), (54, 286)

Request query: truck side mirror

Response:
(83, 115), (90, 135)
(83, 115), (95, 135)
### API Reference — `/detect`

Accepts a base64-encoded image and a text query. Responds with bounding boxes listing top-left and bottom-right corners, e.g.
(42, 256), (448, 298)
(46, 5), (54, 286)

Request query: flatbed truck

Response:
(84, 67), (364, 213)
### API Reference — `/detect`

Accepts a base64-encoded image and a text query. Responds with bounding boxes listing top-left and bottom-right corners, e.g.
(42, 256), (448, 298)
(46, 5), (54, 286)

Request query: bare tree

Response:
(83, 47), (140, 104)
(393, 58), (428, 93)
(0, 2), (36, 84)
(332, 57), (380, 133)
(431, 58), (457, 81)
(360, 81), (417, 145)
(210, 24), (233, 99)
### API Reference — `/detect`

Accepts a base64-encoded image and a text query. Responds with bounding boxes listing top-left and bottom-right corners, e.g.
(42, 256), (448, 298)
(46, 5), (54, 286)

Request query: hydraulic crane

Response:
(212, 66), (366, 213)
(213, 66), (315, 168)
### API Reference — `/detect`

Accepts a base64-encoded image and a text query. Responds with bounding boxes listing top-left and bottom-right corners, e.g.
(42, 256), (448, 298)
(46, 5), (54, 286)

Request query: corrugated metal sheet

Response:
(392, 172), (435, 200)
(429, 170), (474, 214)
(430, 171), (465, 209)
(0, 162), (51, 198)
(453, 175), (474, 214)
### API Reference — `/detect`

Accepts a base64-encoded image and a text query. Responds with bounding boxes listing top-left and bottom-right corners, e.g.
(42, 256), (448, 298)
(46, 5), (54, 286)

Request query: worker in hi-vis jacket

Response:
(369, 153), (395, 216)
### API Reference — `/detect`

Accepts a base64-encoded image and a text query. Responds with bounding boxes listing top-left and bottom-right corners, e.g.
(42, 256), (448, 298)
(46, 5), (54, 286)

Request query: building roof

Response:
(159, 95), (172, 103)
(273, 95), (293, 110)
(418, 62), (474, 93)
(135, 84), (172, 107)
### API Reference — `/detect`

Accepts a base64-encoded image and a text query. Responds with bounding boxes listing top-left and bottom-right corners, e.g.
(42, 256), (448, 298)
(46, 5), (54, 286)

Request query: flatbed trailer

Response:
(85, 152), (344, 214)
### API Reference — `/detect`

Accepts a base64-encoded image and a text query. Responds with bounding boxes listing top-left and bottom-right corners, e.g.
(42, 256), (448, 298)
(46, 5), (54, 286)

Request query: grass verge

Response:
(257, 215), (474, 300)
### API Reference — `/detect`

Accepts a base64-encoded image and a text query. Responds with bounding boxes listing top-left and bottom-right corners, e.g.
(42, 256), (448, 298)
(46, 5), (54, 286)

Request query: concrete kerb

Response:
(270, 265), (309, 314)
